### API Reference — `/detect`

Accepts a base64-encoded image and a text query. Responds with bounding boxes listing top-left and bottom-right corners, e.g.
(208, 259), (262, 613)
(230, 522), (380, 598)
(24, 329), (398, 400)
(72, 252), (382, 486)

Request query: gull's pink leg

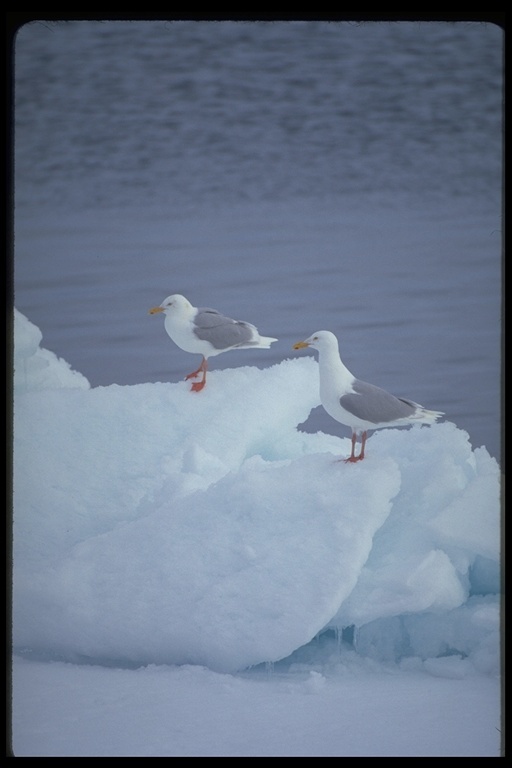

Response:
(343, 431), (367, 463)
(185, 356), (206, 381)
(342, 432), (359, 463)
(357, 431), (367, 461)
(189, 358), (208, 392)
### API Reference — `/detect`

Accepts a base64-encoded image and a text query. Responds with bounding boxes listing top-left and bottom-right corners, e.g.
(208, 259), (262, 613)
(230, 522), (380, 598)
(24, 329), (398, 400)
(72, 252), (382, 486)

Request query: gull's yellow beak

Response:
(149, 306), (164, 315)
(293, 340), (310, 350)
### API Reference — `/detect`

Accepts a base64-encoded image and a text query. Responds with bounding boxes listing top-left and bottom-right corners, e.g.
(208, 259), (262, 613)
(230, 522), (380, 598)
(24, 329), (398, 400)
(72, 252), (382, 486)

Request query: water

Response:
(13, 20), (503, 462)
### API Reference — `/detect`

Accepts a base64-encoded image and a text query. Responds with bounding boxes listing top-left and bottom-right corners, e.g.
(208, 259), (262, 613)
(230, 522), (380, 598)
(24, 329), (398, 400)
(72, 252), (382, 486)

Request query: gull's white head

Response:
(149, 294), (194, 316)
(293, 330), (338, 352)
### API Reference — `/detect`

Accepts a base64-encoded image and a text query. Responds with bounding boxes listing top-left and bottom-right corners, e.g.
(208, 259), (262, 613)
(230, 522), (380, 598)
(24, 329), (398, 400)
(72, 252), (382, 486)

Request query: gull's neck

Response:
(317, 341), (355, 392)
(165, 302), (195, 330)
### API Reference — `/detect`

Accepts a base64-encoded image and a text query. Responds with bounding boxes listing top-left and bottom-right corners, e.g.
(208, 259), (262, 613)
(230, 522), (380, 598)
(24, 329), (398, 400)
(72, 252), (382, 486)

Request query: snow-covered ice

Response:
(11, 309), (502, 755)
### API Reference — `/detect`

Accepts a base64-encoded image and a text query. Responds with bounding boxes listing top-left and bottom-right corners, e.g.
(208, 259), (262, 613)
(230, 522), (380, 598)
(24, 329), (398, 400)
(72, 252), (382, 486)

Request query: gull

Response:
(293, 330), (444, 462)
(149, 294), (277, 391)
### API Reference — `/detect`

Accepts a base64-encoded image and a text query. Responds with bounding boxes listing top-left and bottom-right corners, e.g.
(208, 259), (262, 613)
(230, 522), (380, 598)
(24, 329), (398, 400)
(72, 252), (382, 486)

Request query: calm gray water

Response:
(13, 20), (503, 462)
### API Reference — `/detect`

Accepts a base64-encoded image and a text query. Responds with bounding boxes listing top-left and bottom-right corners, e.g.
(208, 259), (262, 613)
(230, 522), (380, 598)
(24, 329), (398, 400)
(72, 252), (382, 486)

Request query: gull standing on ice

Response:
(149, 294), (278, 391)
(293, 330), (444, 462)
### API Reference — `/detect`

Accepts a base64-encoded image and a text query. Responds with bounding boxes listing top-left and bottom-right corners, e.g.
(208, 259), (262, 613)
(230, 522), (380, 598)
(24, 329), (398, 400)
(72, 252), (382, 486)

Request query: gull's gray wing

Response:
(193, 308), (257, 350)
(339, 379), (418, 424)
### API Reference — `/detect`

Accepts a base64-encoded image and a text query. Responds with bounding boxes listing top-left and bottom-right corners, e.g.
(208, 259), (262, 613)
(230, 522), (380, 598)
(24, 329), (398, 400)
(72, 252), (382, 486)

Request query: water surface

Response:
(14, 20), (503, 461)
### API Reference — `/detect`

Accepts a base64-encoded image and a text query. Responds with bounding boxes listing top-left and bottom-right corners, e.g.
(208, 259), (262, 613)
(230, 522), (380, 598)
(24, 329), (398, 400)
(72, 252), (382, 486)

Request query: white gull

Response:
(294, 330), (444, 462)
(150, 294), (277, 391)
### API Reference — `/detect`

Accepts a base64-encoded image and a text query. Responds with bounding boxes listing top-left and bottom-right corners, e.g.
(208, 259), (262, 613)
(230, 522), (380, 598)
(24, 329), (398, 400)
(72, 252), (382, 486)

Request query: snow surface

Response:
(11, 309), (502, 756)
(11, 655), (501, 757)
